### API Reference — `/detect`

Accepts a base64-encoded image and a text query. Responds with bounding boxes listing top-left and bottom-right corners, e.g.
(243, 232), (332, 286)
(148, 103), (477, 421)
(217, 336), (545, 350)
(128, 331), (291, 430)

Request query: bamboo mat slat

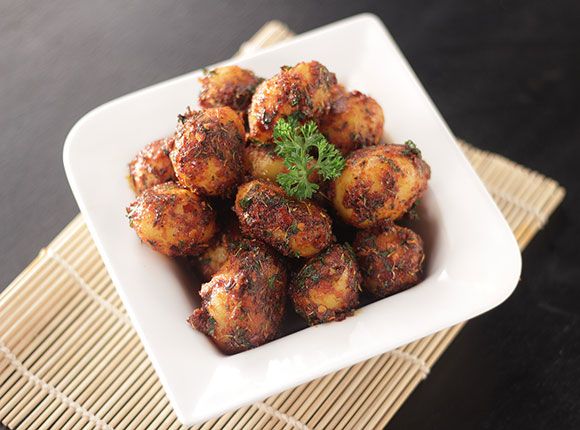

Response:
(0, 21), (566, 430)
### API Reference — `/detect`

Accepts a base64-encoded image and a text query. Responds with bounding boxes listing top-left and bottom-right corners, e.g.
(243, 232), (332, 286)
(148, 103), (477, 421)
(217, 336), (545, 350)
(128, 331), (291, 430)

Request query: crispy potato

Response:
(234, 179), (333, 258)
(193, 219), (243, 281)
(199, 65), (262, 111)
(242, 143), (288, 182)
(290, 244), (361, 325)
(242, 143), (320, 184)
(248, 61), (337, 143)
(128, 136), (176, 194)
(171, 107), (245, 196)
(318, 90), (384, 155)
(188, 239), (287, 354)
(353, 225), (425, 298)
(329, 143), (430, 228)
(126, 182), (217, 256)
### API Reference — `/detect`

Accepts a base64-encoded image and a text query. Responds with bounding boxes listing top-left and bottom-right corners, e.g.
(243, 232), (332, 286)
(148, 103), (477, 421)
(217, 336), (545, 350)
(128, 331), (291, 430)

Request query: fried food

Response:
(126, 182), (217, 256)
(329, 143), (430, 228)
(128, 136), (176, 194)
(353, 224), (425, 298)
(188, 239), (287, 354)
(234, 179), (333, 258)
(290, 244), (361, 325)
(199, 65), (262, 111)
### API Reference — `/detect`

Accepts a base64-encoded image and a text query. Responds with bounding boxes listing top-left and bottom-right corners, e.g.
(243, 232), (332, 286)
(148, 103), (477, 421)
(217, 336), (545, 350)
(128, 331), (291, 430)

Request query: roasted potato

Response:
(170, 107), (245, 196)
(242, 142), (320, 184)
(290, 244), (361, 325)
(234, 179), (333, 258)
(329, 143), (430, 228)
(128, 136), (176, 194)
(242, 143), (288, 182)
(188, 239), (287, 354)
(199, 65), (262, 111)
(126, 182), (217, 256)
(193, 218), (243, 281)
(318, 90), (384, 155)
(353, 224), (425, 298)
(247, 61), (337, 143)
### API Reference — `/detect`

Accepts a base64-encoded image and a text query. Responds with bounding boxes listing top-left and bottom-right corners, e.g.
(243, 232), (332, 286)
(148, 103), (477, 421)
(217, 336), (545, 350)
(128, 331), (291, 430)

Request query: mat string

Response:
(0, 340), (114, 430)
(389, 349), (431, 380)
(255, 402), (312, 430)
(486, 186), (548, 227)
(45, 248), (132, 325)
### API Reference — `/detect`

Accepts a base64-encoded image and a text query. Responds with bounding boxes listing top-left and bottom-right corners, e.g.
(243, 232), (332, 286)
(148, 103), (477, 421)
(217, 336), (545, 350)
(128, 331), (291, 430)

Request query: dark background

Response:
(1, 0), (579, 428)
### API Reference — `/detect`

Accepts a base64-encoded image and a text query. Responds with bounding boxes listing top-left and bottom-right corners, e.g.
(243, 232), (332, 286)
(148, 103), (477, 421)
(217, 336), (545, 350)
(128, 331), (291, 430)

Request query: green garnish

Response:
(273, 117), (345, 199)
(239, 196), (252, 209)
(403, 140), (422, 157)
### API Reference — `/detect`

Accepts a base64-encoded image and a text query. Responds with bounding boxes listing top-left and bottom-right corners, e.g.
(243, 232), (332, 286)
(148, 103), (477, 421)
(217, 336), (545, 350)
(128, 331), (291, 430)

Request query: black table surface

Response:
(1, 1), (579, 429)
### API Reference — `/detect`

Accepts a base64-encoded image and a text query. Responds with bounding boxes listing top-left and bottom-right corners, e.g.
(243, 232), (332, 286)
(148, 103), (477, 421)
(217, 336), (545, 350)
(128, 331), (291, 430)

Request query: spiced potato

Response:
(290, 244), (361, 325)
(170, 106), (245, 197)
(126, 182), (217, 256)
(329, 143), (430, 228)
(234, 179), (333, 258)
(188, 239), (287, 354)
(128, 136), (176, 194)
(247, 61), (337, 143)
(318, 90), (384, 155)
(198, 65), (262, 111)
(353, 224), (425, 298)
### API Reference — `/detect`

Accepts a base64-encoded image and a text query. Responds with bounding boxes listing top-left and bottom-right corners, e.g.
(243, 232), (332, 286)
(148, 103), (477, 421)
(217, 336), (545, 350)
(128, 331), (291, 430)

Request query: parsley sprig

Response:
(273, 116), (345, 199)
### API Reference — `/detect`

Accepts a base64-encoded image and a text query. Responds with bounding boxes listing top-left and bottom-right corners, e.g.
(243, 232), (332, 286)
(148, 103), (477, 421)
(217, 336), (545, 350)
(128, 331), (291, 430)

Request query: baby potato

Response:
(353, 224), (425, 298)
(193, 219), (243, 281)
(318, 90), (384, 155)
(248, 61), (337, 143)
(234, 179), (333, 258)
(199, 65), (262, 111)
(128, 136), (176, 194)
(171, 106), (245, 197)
(126, 182), (217, 256)
(242, 143), (288, 182)
(329, 143), (430, 228)
(188, 239), (287, 354)
(290, 244), (361, 325)
(242, 143), (320, 183)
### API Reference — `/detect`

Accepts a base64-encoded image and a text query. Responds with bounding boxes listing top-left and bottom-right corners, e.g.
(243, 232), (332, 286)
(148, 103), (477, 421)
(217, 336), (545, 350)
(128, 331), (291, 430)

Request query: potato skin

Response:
(128, 136), (176, 194)
(188, 239), (287, 354)
(353, 225), (424, 298)
(170, 107), (245, 197)
(126, 182), (217, 256)
(329, 144), (430, 228)
(290, 244), (361, 325)
(193, 219), (243, 281)
(234, 179), (333, 258)
(318, 90), (384, 155)
(242, 143), (288, 182)
(248, 61), (337, 143)
(199, 66), (262, 111)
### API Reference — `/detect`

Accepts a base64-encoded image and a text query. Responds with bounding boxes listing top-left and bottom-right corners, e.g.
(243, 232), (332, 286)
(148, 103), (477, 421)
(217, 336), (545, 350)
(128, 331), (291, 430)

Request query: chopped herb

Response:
(268, 274), (277, 290)
(287, 222), (299, 235)
(177, 113), (188, 124)
(403, 140), (422, 157)
(408, 200), (420, 220)
(207, 316), (216, 336)
(274, 117), (345, 199)
(202, 67), (216, 76)
(239, 196), (252, 210)
(280, 65), (291, 71)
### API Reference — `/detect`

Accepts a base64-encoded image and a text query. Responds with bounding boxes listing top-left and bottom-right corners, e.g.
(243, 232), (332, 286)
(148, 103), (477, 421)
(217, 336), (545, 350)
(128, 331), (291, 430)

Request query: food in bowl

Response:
(125, 60), (431, 354)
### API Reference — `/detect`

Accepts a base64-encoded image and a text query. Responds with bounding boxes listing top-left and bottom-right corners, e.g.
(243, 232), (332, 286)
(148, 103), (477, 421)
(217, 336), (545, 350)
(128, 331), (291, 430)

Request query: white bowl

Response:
(63, 13), (521, 425)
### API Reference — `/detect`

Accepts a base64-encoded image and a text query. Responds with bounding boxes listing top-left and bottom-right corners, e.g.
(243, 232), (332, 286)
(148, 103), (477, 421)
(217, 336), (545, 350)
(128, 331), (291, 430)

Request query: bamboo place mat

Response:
(0, 21), (566, 430)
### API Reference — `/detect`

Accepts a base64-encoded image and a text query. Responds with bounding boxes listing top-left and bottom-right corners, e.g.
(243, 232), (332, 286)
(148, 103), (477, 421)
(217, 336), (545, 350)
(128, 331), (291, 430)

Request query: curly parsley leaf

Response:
(273, 117), (345, 199)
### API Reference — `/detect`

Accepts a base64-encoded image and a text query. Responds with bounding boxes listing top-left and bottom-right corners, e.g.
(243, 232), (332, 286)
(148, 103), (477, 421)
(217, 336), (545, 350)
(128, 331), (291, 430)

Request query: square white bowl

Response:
(63, 14), (521, 425)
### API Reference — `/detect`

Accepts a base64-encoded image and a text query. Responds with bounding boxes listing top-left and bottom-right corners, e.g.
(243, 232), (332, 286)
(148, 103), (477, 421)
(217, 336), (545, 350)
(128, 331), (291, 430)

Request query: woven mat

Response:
(0, 21), (566, 430)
